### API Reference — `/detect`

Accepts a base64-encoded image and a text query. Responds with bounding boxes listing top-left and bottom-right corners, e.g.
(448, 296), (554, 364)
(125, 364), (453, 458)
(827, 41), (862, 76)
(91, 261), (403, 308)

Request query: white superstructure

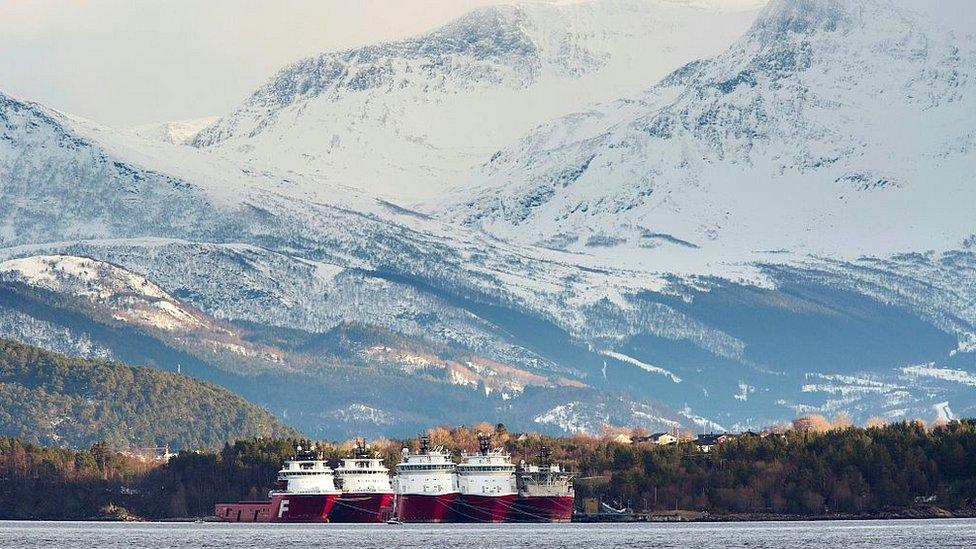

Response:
(517, 447), (574, 497)
(272, 446), (340, 495)
(335, 440), (394, 494)
(456, 434), (516, 496)
(394, 435), (459, 496)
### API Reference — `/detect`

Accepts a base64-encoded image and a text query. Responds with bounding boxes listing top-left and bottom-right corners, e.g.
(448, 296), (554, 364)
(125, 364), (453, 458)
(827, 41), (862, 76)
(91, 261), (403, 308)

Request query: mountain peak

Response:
(190, 0), (762, 201)
(192, 4), (536, 128)
(131, 116), (218, 145)
(442, 0), (976, 264)
(750, 0), (853, 39)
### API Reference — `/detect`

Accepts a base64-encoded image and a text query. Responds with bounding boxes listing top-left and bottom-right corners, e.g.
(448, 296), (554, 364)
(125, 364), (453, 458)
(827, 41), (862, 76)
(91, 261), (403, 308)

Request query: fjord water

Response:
(3, 520), (975, 548)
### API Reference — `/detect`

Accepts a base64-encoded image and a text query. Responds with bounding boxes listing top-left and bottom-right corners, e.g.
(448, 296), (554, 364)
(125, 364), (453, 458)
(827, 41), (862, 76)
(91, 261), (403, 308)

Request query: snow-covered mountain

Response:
(1, 0), (974, 439)
(0, 253), (681, 437)
(444, 0), (976, 270)
(191, 0), (762, 202)
(4, 81), (975, 434)
(429, 0), (976, 423)
(1, 90), (711, 435)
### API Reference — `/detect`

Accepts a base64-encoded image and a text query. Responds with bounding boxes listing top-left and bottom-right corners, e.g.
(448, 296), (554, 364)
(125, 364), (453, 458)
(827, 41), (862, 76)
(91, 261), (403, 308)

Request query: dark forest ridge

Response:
(0, 339), (298, 450)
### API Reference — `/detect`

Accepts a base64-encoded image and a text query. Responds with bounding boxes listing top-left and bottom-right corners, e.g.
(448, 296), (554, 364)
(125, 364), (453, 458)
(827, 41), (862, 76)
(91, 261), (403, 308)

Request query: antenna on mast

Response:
(477, 433), (491, 456)
(354, 437), (370, 459)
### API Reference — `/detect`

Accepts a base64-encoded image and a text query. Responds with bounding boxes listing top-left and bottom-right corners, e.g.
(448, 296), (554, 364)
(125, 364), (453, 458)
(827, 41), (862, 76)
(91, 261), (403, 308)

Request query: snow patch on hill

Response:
(131, 116), (218, 145)
(534, 398), (684, 433)
(0, 308), (113, 360)
(601, 350), (682, 383)
(0, 255), (206, 332)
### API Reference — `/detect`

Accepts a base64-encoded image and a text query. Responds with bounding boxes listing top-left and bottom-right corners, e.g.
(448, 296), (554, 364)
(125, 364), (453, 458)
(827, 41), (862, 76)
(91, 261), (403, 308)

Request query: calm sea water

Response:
(2, 519), (974, 548)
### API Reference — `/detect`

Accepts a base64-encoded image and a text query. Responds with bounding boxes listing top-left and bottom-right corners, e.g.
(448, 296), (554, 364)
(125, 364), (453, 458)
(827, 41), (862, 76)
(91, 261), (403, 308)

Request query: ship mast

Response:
(539, 445), (552, 474)
(477, 433), (491, 456)
(354, 438), (370, 459)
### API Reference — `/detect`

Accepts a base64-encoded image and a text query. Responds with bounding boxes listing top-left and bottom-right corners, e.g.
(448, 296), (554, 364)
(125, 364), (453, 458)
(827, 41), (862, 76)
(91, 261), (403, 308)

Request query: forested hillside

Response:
(0, 339), (299, 450)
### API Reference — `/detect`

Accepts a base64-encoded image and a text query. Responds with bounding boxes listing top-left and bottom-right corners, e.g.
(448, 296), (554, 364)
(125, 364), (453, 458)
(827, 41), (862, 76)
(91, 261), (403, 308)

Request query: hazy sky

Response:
(0, 0), (510, 126)
(0, 0), (763, 127)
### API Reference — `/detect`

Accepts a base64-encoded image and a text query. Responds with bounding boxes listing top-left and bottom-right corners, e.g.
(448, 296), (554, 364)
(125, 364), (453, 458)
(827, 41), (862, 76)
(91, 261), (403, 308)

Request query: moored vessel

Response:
(330, 439), (395, 523)
(393, 434), (460, 523)
(214, 445), (341, 522)
(454, 433), (517, 522)
(513, 446), (575, 522)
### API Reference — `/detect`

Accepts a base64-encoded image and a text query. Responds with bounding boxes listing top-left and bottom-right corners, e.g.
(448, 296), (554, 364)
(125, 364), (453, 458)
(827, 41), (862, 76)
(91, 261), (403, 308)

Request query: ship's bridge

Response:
(395, 442), (459, 495)
(456, 434), (517, 496)
(396, 446), (455, 471)
(335, 442), (393, 493)
(457, 452), (517, 471)
(274, 448), (339, 495)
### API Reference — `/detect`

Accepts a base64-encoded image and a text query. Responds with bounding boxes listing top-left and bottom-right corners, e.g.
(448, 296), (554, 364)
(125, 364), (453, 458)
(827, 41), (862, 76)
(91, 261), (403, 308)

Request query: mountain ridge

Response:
(440, 0), (976, 265)
(3, 81), (975, 432)
(190, 0), (763, 201)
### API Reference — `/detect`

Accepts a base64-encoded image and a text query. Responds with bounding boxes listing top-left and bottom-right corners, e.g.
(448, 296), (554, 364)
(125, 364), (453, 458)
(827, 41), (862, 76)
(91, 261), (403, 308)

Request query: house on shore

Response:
(633, 432), (678, 445)
(693, 433), (729, 453)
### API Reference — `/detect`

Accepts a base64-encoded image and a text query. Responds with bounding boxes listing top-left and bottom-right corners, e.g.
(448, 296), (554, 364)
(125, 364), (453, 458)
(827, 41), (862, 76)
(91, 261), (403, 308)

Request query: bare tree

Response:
(792, 414), (831, 433)
(831, 411), (853, 430)
(865, 416), (887, 428)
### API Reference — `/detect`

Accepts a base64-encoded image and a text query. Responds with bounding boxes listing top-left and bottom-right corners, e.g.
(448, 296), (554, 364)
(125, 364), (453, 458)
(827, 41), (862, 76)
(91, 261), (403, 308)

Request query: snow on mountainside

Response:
(191, 0), (762, 202)
(2, 82), (975, 433)
(1, 0), (975, 437)
(0, 90), (703, 435)
(444, 0), (976, 268)
(0, 255), (288, 367)
(0, 255), (207, 332)
(131, 116), (218, 145)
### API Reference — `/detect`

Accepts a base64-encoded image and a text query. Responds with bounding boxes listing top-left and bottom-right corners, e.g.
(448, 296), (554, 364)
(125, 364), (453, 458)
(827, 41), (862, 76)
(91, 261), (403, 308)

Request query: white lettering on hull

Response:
(278, 499), (289, 518)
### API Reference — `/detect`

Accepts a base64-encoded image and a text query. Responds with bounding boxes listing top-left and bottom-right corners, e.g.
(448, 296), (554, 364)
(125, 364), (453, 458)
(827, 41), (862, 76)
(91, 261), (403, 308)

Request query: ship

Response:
(454, 433), (517, 522)
(512, 446), (575, 522)
(393, 434), (460, 523)
(329, 439), (395, 523)
(214, 445), (341, 522)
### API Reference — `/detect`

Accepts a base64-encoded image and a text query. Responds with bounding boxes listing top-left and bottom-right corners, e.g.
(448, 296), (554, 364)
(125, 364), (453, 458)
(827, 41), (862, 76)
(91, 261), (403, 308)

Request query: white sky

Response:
(0, 0), (763, 127)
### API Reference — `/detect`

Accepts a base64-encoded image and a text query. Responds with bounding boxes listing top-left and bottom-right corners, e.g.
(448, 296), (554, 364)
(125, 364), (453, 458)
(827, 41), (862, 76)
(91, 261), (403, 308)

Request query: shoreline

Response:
(700, 507), (976, 522)
(4, 508), (976, 524)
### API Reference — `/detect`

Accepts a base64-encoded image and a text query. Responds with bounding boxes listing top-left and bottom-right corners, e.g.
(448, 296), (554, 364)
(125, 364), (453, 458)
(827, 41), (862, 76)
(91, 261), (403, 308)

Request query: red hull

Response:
(512, 496), (574, 522)
(395, 493), (460, 523)
(454, 494), (516, 523)
(329, 492), (395, 523)
(214, 493), (339, 523)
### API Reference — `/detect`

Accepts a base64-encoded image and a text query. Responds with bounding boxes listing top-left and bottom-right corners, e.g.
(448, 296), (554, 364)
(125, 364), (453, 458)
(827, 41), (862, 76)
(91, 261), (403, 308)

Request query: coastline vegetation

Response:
(1, 419), (974, 520)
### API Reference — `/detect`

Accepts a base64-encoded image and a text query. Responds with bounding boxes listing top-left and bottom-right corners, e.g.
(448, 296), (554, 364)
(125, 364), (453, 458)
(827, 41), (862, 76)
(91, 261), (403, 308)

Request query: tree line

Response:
(0, 419), (974, 519)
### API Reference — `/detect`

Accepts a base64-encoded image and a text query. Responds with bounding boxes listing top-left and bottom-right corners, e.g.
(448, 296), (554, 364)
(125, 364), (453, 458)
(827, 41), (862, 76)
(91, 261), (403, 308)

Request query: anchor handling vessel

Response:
(214, 445), (341, 522)
(454, 433), (518, 522)
(512, 445), (575, 522)
(330, 439), (395, 523)
(393, 434), (460, 522)
(214, 434), (576, 523)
